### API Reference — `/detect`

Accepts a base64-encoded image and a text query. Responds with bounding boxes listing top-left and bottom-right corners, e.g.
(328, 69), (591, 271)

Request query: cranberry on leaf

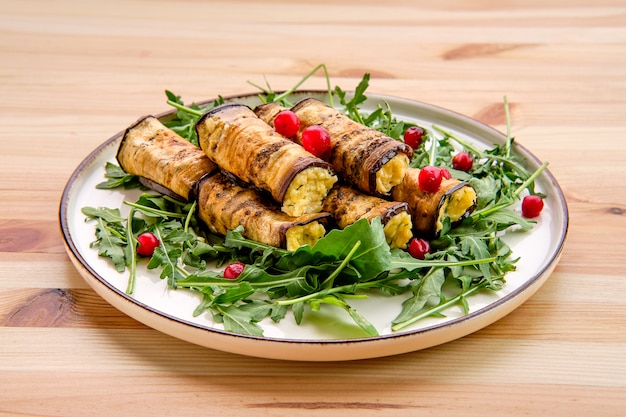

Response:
(224, 261), (246, 279)
(136, 232), (160, 257)
(408, 238), (430, 260)
(452, 152), (473, 172)
(403, 126), (425, 150)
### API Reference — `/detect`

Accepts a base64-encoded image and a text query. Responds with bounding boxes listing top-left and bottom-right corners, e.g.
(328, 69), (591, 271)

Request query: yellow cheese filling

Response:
(282, 167), (338, 217)
(436, 186), (477, 232)
(375, 154), (410, 194)
(383, 211), (413, 249)
(285, 222), (326, 251)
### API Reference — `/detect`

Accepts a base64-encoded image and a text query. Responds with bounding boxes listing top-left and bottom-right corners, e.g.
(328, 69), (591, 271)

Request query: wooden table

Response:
(1, 1), (625, 415)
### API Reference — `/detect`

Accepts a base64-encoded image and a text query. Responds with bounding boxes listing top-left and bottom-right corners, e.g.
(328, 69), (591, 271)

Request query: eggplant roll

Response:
(322, 184), (413, 249)
(195, 103), (337, 217)
(391, 168), (477, 237)
(195, 172), (331, 250)
(256, 99), (413, 197)
(116, 116), (218, 201)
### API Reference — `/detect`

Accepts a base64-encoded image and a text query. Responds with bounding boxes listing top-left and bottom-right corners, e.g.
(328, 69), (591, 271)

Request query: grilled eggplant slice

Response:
(322, 184), (413, 249)
(391, 167), (477, 237)
(256, 99), (413, 196)
(195, 103), (337, 217)
(195, 172), (330, 250)
(253, 102), (285, 129)
(116, 116), (218, 201)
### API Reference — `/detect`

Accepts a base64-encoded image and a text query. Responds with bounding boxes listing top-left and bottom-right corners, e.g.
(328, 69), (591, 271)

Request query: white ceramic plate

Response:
(60, 92), (568, 361)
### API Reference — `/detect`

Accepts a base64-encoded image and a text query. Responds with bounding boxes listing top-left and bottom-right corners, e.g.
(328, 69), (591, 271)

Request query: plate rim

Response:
(59, 91), (569, 359)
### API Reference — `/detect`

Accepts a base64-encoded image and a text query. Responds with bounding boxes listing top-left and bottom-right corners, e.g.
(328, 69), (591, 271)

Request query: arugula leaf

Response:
(335, 72), (369, 124)
(314, 295), (379, 337)
(392, 268), (446, 325)
(218, 305), (265, 337)
(96, 162), (143, 190)
(82, 207), (128, 272)
(305, 217), (390, 281)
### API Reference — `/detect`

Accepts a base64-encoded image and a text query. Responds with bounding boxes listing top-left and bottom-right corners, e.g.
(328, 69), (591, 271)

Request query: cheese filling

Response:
(436, 186), (477, 232)
(375, 154), (410, 194)
(282, 167), (338, 217)
(383, 211), (413, 249)
(285, 222), (326, 251)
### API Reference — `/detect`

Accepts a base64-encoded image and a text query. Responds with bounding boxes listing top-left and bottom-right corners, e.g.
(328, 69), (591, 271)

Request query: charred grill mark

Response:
(253, 141), (286, 171)
(291, 98), (411, 195)
(321, 184), (408, 230)
(117, 116), (218, 201)
(197, 103), (334, 205)
(195, 171), (329, 248)
(391, 168), (475, 238)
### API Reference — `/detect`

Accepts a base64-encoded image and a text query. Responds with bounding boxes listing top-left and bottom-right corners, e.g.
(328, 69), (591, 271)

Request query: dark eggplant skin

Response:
(391, 167), (477, 238)
(253, 102), (284, 129)
(116, 116), (218, 201)
(195, 103), (336, 205)
(194, 172), (331, 249)
(322, 183), (408, 228)
(287, 98), (413, 197)
(115, 114), (329, 250)
(322, 183), (413, 248)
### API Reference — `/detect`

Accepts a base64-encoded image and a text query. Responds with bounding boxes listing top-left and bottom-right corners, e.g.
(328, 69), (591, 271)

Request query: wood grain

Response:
(1, 0), (625, 416)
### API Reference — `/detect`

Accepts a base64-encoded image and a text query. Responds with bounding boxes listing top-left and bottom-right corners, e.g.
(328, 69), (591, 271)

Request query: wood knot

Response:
(2, 288), (75, 327)
(608, 207), (624, 215)
(0, 224), (43, 252)
(0, 220), (64, 253)
(441, 43), (526, 60)
(473, 101), (519, 127)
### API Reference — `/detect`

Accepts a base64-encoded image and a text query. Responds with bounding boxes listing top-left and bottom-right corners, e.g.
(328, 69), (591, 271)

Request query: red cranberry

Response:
(136, 232), (160, 257)
(301, 125), (331, 159)
(522, 195), (544, 218)
(418, 166), (443, 193)
(403, 126), (425, 150)
(224, 262), (245, 279)
(408, 238), (430, 260)
(273, 110), (300, 137)
(452, 152), (473, 172)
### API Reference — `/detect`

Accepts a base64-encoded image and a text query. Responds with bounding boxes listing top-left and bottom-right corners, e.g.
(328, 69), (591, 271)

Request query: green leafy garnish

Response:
(95, 162), (144, 190)
(82, 66), (548, 337)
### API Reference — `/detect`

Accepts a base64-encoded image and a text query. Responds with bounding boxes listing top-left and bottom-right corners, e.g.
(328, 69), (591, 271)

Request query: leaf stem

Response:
(433, 125), (529, 177)
(388, 255), (497, 271)
(183, 200), (197, 233)
(271, 63), (333, 106)
(504, 96), (513, 158)
(432, 125), (483, 155)
(391, 280), (488, 331)
(176, 276), (306, 289)
(428, 128), (438, 166)
(123, 201), (187, 219)
(166, 100), (204, 117)
(125, 208), (137, 294)
(322, 240), (361, 289)
(276, 274), (390, 307)
(468, 200), (513, 220)
(514, 161), (549, 197)
(152, 225), (178, 288)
